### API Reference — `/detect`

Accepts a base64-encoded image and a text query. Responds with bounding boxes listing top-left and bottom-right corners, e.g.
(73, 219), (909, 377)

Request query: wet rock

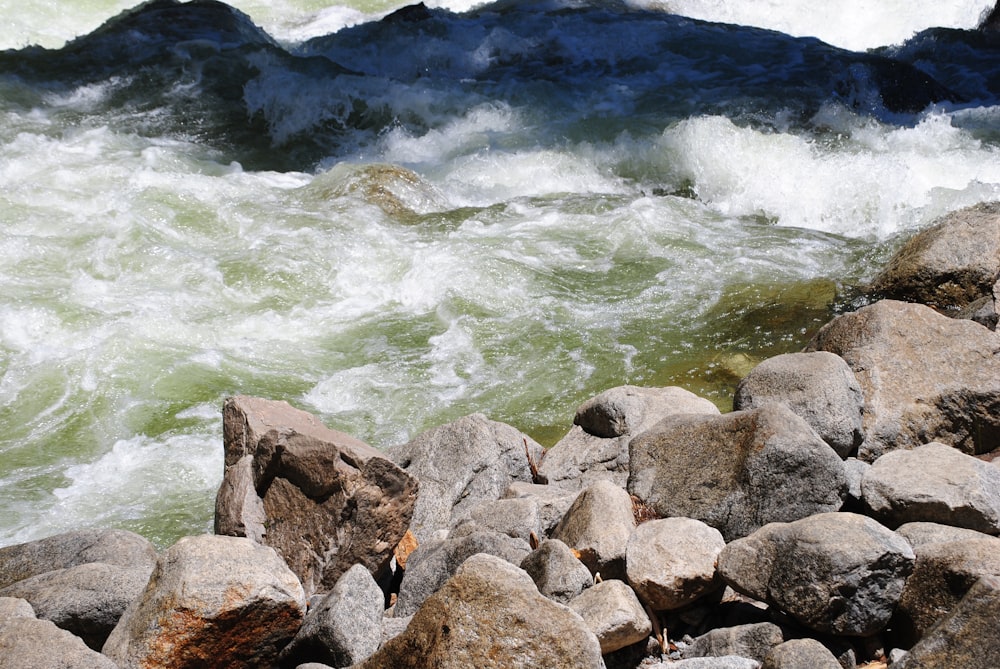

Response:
(628, 403), (847, 541)
(761, 638), (841, 669)
(539, 386), (719, 491)
(806, 300), (1000, 461)
(0, 614), (119, 669)
(568, 579), (652, 654)
(551, 479), (636, 580)
(393, 522), (531, 617)
(278, 564), (383, 668)
(733, 351), (864, 458)
(520, 538), (594, 604)
(355, 553), (605, 669)
(861, 441), (1000, 532)
(102, 534), (306, 669)
(214, 395), (417, 596)
(386, 413), (542, 542)
(625, 517), (725, 611)
(718, 512), (914, 637)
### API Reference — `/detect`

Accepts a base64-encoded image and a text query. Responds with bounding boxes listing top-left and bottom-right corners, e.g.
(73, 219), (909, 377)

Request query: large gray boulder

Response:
(214, 395), (418, 596)
(625, 517), (725, 611)
(385, 413), (543, 543)
(628, 403), (847, 541)
(355, 554), (605, 669)
(278, 563), (383, 668)
(861, 441), (1000, 532)
(539, 386), (719, 490)
(551, 479), (637, 580)
(567, 579), (651, 654)
(502, 482), (579, 536)
(761, 639), (841, 669)
(684, 622), (784, 664)
(733, 351), (864, 458)
(868, 201), (1000, 325)
(102, 534), (306, 669)
(718, 512), (914, 637)
(0, 612), (119, 669)
(520, 539), (594, 604)
(894, 574), (1000, 669)
(806, 300), (1000, 461)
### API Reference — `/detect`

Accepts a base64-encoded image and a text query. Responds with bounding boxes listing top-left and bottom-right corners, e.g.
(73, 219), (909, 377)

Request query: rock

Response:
(551, 479), (637, 580)
(650, 658), (761, 669)
(843, 457), (870, 507)
(761, 638), (841, 669)
(0, 596), (34, 620)
(503, 481), (580, 535)
(278, 563), (383, 668)
(684, 622), (784, 663)
(520, 538), (594, 604)
(625, 517), (725, 611)
(861, 442), (1000, 532)
(385, 413), (542, 542)
(539, 386), (719, 490)
(890, 523), (1000, 647)
(0, 528), (157, 589)
(806, 300), (1000, 461)
(0, 561), (153, 649)
(354, 553), (605, 669)
(0, 615), (119, 669)
(102, 534), (306, 669)
(567, 579), (652, 654)
(868, 201), (1000, 316)
(718, 512), (914, 637)
(733, 351), (864, 458)
(469, 497), (542, 543)
(393, 522), (531, 617)
(893, 574), (1000, 669)
(214, 395), (417, 596)
(628, 403), (847, 541)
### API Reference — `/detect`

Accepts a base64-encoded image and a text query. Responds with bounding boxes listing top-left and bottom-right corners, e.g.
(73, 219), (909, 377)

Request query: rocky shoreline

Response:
(1, 201), (999, 668)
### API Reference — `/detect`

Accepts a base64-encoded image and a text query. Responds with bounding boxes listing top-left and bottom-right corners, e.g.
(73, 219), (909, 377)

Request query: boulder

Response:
(861, 442), (1000, 532)
(761, 638), (841, 669)
(520, 538), (594, 604)
(806, 300), (1000, 461)
(393, 522), (531, 617)
(385, 413), (543, 542)
(718, 512), (914, 637)
(868, 201), (1000, 319)
(893, 574), (1000, 669)
(214, 395), (417, 595)
(684, 622), (784, 663)
(551, 479), (636, 580)
(567, 579), (652, 654)
(503, 482), (579, 536)
(0, 614), (119, 669)
(628, 403), (847, 541)
(625, 517), (725, 611)
(0, 561), (153, 649)
(278, 563), (383, 668)
(539, 386), (719, 490)
(0, 528), (157, 588)
(469, 497), (542, 543)
(102, 534), (306, 669)
(649, 658), (761, 669)
(354, 554), (605, 669)
(891, 523), (1000, 647)
(0, 596), (34, 620)
(733, 351), (864, 457)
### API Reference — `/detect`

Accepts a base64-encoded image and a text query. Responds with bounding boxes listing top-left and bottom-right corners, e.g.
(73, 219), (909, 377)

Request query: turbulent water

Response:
(1, 0), (1000, 549)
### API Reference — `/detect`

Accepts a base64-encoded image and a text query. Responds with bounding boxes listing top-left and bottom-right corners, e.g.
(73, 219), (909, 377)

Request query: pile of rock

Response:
(1, 201), (1000, 668)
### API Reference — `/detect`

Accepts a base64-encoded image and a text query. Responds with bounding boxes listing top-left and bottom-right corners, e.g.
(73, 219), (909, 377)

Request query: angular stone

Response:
(806, 300), (1000, 461)
(685, 622), (784, 663)
(469, 497), (542, 543)
(894, 574), (1000, 669)
(393, 522), (531, 617)
(733, 351), (864, 458)
(503, 482), (579, 536)
(718, 512), (914, 636)
(628, 403), (846, 541)
(520, 539), (594, 604)
(355, 554), (605, 669)
(214, 395), (418, 596)
(102, 534), (306, 669)
(539, 386), (719, 490)
(0, 615), (119, 669)
(861, 441), (1000, 533)
(761, 639), (841, 669)
(567, 579), (651, 654)
(0, 596), (34, 620)
(386, 413), (542, 542)
(551, 479), (637, 580)
(626, 517), (725, 611)
(652, 658), (761, 669)
(278, 563), (383, 668)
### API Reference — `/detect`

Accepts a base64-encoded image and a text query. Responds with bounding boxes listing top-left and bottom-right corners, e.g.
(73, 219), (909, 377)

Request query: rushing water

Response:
(1, 0), (999, 549)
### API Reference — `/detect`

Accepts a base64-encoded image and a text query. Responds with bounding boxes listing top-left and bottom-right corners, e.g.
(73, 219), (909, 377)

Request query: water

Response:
(1, 0), (999, 549)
